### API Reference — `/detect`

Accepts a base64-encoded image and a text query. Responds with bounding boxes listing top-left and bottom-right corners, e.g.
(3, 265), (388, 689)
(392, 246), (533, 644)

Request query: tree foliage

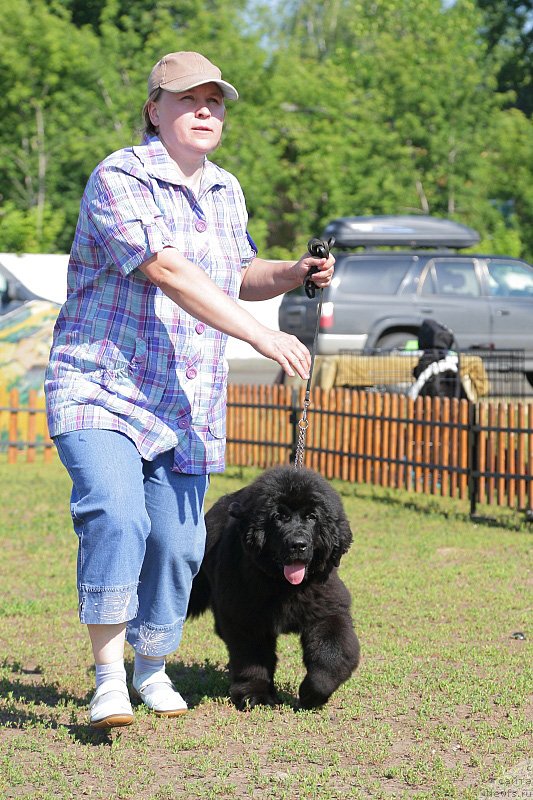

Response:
(475, 0), (533, 116)
(0, 0), (532, 261)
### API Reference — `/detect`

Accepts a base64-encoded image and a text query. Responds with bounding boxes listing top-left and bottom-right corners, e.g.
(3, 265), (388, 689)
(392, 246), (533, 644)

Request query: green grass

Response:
(0, 460), (531, 799)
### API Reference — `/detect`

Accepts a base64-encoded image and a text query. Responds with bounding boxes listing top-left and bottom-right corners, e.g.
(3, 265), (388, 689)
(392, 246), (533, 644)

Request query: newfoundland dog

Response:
(187, 466), (360, 710)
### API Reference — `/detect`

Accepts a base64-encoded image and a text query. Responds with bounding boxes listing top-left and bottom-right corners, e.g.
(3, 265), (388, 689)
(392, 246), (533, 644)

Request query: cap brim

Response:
(161, 76), (239, 100)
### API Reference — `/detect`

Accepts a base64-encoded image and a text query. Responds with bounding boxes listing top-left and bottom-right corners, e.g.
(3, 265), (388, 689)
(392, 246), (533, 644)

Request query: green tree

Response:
(482, 108), (533, 259)
(0, 0), (137, 251)
(0, 0), (266, 252)
(0, 202), (65, 253)
(1, 0), (532, 261)
(475, 0), (533, 116)
(247, 0), (509, 252)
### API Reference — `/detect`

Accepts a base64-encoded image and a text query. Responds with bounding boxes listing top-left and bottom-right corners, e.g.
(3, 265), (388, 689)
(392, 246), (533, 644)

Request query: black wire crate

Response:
(472, 349), (528, 399)
(337, 348), (529, 400)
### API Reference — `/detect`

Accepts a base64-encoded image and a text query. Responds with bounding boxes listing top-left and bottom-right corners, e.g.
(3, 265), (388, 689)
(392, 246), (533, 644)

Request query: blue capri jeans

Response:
(54, 429), (209, 657)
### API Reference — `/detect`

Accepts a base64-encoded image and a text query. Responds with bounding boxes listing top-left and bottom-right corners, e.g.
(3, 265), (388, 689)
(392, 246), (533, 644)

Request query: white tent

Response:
(0, 253), (69, 305)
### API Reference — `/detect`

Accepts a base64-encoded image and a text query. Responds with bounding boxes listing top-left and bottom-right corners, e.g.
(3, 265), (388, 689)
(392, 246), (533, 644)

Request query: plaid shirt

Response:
(45, 136), (255, 473)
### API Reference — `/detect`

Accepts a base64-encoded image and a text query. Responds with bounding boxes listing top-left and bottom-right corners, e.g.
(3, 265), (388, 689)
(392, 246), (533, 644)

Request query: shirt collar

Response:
(132, 135), (226, 190)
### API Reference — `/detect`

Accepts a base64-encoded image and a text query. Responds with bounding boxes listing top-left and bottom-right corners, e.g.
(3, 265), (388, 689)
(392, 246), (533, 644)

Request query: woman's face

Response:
(148, 83), (225, 162)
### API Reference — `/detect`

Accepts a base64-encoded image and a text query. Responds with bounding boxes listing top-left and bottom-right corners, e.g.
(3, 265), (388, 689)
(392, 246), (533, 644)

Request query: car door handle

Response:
(420, 308), (434, 314)
(495, 309), (510, 316)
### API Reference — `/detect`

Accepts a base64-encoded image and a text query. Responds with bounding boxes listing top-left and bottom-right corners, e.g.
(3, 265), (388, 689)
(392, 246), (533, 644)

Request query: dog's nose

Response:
(289, 538), (309, 556)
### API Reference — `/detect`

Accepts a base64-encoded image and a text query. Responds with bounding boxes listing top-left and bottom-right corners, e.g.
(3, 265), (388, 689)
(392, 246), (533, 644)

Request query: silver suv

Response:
(279, 216), (533, 387)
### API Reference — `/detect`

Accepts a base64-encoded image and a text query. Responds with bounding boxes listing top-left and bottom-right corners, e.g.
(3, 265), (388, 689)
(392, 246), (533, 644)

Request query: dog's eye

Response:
(304, 511), (317, 521)
(272, 509), (290, 522)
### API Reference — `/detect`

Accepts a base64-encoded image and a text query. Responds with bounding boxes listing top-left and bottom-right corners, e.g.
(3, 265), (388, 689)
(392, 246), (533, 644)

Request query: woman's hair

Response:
(142, 88), (162, 136)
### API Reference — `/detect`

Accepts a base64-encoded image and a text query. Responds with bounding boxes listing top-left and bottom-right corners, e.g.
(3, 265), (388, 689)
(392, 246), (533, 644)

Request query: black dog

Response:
(187, 466), (360, 710)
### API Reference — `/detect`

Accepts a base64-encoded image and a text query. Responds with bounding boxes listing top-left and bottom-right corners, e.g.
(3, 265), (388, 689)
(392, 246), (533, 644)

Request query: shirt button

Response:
(186, 367), (197, 380)
(195, 219), (207, 232)
(178, 418), (190, 430)
(195, 322), (205, 335)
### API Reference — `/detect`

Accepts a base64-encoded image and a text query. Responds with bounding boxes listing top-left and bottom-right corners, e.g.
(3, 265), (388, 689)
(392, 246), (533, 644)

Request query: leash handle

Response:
(303, 235), (334, 385)
(304, 236), (335, 299)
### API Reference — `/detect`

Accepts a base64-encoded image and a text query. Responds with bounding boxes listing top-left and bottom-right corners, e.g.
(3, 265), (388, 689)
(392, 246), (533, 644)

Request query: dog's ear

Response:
(330, 514), (353, 567)
(228, 501), (243, 518)
(310, 503), (353, 578)
(243, 524), (266, 554)
(228, 495), (268, 553)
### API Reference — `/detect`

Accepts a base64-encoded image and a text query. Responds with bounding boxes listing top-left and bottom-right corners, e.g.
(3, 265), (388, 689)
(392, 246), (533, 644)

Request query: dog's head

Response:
(229, 466), (352, 585)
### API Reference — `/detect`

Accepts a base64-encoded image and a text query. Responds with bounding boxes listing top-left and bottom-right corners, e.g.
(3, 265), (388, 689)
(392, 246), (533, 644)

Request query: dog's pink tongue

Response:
(283, 562), (306, 585)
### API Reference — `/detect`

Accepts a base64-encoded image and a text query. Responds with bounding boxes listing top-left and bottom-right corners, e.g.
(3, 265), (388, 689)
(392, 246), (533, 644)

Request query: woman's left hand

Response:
(294, 250), (335, 291)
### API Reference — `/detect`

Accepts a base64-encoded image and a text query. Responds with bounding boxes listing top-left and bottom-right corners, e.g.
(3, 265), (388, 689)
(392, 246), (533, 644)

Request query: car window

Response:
(486, 259), (533, 297)
(421, 259), (480, 297)
(340, 257), (412, 295)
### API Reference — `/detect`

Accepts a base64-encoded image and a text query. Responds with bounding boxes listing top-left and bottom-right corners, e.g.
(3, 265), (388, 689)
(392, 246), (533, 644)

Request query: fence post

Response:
(468, 401), (479, 516)
(8, 389), (19, 464)
(27, 389), (37, 463)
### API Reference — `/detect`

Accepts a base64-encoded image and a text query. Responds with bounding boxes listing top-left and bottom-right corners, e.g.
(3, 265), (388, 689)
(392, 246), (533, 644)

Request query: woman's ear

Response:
(147, 100), (159, 127)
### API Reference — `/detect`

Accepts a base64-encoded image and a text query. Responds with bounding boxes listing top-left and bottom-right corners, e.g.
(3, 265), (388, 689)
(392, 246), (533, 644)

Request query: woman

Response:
(45, 51), (334, 728)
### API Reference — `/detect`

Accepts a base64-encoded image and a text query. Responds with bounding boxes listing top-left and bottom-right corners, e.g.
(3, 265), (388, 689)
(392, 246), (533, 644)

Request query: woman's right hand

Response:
(249, 328), (311, 380)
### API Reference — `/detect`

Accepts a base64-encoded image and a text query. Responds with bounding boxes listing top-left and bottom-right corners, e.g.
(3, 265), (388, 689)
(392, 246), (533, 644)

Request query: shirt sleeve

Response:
(85, 163), (176, 277)
(225, 172), (258, 268)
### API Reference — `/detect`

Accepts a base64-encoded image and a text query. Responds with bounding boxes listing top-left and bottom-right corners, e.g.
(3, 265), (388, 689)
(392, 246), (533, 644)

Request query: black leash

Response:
(294, 236), (334, 468)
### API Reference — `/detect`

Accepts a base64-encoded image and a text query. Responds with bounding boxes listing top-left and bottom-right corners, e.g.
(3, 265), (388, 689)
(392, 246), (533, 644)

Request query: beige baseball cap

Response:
(148, 51), (239, 100)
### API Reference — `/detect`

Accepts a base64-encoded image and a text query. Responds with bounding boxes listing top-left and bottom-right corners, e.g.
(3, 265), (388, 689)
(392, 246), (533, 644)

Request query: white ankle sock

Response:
(134, 652), (165, 677)
(95, 658), (126, 688)
(133, 653), (171, 700)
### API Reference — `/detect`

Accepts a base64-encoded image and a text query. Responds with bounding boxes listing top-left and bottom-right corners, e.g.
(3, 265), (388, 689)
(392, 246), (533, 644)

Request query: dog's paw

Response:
(239, 694), (279, 711)
(298, 676), (332, 710)
(231, 684), (279, 711)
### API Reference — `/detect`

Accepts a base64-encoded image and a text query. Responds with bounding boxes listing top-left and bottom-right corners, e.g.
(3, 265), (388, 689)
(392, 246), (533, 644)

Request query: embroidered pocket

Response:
(60, 321), (171, 410)
(101, 336), (170, 409)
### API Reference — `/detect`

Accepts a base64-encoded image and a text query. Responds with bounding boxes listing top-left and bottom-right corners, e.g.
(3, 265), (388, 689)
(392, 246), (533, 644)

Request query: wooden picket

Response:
(475, 400), (533, 510)
(0, 387), (55, 463)
(1, 386), (531, 512)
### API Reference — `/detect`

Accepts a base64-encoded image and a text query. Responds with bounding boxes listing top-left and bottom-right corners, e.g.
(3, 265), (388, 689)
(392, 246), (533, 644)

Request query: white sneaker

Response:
(89, 678), (134, 728)
(132, 669), (188, 717)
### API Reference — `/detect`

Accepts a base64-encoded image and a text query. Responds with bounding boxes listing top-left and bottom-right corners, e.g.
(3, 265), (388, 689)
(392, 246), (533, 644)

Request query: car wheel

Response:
(376, 331), (417, 352)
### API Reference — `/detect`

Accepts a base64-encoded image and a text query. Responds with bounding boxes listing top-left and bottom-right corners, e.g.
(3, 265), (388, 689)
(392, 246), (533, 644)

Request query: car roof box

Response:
(322, 215), (480, 249)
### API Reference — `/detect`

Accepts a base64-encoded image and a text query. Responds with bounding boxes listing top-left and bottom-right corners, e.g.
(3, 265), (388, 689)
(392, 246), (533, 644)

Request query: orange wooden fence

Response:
(2, 386), (532, 512)
(475, 400), (533, 510)
(227, 385), (474, 498)
(0, 388), (55, 463)
(227, 385), (533, 511)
